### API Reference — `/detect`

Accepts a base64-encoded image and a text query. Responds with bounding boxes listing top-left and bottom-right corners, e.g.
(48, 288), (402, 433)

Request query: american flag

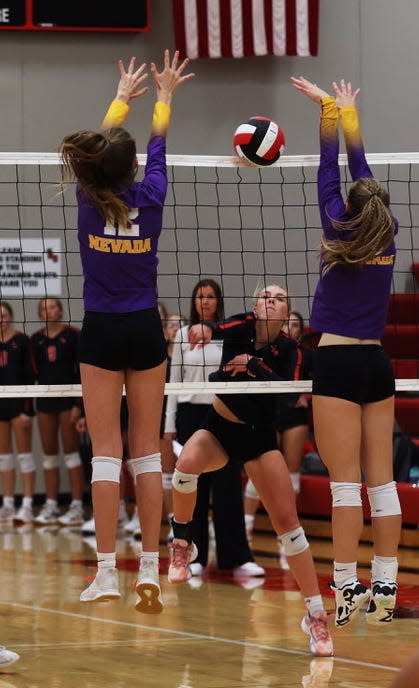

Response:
(172, 0), (319, 59)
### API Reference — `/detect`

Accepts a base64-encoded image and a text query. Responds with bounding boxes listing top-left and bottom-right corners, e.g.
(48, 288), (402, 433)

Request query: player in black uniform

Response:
(244, 309), (312, 569)
(30, 298), (84, 526)
(168, 284), (333, 658)
(0, 302), (36, 524)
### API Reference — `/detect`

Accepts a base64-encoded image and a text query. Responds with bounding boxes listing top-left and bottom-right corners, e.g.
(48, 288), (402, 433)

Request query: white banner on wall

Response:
(0, 238), (61, 296)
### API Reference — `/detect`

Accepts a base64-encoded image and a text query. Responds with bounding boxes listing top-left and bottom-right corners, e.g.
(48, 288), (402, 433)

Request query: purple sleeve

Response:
(141, 136), (168, 207)
(317, 97), (346, 232)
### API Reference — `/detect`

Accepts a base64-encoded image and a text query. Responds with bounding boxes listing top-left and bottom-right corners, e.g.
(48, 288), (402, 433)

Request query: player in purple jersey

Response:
(59, 50), (194, 614)
(291, 77), (401, 627)
(31, 297), (84, 527)
(0, 301), (36, 525)
(167, 284), (333, 658)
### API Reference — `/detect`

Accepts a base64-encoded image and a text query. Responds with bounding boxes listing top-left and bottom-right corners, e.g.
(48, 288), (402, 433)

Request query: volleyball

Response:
(233, 116), (285, 167)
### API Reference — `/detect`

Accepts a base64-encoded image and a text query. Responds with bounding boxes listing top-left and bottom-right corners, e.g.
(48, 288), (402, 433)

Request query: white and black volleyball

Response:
(233, 116), (285, 167)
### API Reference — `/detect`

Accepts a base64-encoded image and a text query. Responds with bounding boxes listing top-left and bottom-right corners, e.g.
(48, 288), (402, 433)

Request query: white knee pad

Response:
(17, 452), (35, 473)
(0, 454), (14, 472)
(279, 526), (309, 557)
(91, 456), (121, 483)
(43, 454), (59, 470)
(172, 468), (198, 494)
(129, 453), (162, 477)
(64, 452), (82, 469)
(162, 472), (173, 491)
(244, 479), (260, 501)
(330, 481), (362, 507)
(367, 481), (401, 517)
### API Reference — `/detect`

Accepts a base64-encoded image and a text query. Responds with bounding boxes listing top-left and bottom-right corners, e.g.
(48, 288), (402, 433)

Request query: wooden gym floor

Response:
(1, 518), (419, 687)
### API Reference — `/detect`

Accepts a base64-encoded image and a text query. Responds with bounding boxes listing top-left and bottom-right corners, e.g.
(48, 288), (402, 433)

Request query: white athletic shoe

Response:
(80, 567), (120, 602)
(81, 517), (96, 535)
(124, 508), (140, 534)
(34, 503), (60, 525)
(13, 505), (33, 524)
(58, 503), (84, 526)
(0, 506), (15, 522)
(366, 581), (397, 624)
(0, 646), (20, 668)
(135, 559), (163, 614)
(331, 580), (371, 627)
(233, 561), (265, 577)
(189, 562), (204, 576)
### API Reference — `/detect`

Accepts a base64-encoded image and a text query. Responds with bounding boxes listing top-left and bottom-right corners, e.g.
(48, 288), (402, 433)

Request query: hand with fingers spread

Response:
(150, 49), (195, 105)
(332, 79), (360, 109)
(115, 56), (149, 104)
(290, 76), (330, 104)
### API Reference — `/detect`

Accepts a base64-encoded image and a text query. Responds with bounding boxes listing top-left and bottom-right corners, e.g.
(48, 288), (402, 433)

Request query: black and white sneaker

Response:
(366, 580), (397, 624)
(330, 580), (371, 627)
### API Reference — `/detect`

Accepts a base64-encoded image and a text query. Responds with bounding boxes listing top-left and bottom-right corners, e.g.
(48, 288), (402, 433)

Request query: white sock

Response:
(371, 556), (398, 583)
(333, 561), (358, 588)
(2, 496), (14, 509)
(304, 594), (324, 616)
(46, 498), (57, 507)
(97, 552), (116, 569)
(22, 496), (33, 508)
(140, 551), (159, 569)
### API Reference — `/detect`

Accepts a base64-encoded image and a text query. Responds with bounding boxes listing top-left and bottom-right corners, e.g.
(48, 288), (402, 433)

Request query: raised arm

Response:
(149, 49), (195, 138)
(291, 76), (343, 231)
(332, 79), (372, 181)
(101, 56), (149, 130)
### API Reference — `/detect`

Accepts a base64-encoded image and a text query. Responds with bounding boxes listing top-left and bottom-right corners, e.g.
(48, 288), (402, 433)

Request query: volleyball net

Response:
(0, 151), (418, 397)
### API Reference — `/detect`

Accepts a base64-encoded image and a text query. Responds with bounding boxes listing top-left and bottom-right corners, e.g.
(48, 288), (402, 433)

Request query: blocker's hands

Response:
(332, 79), (360, 108)
(115, 57), (149, 103)
(290, 76), (330, 104)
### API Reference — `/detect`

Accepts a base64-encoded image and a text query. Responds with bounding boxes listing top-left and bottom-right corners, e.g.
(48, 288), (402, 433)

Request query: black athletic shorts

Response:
(276, 405), (309, 433)
(0, 398), (35, 421)
(36, 397), (77, 414)
(201, 406), (278, 464)
(79, 308), (167, 372)
(312, 345), (395, 404)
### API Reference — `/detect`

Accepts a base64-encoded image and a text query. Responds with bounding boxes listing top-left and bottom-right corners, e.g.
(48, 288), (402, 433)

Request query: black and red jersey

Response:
(0, 331), (35, 415)
(208, 312), (313, 426)
(30, 325), (80, 385)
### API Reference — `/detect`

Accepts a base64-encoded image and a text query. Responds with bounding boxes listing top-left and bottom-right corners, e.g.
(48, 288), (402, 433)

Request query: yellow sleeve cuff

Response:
(102, 99), (130, 129)
(340, 106), (361, 139)
(320, 96), (338, 118)
(151, 101), (171, 136)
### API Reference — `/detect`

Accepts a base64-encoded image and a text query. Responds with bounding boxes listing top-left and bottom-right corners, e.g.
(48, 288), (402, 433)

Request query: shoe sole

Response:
(334, 590), (371, 627)
(135, 581), (163, 614)
(80, 591), (121, 602)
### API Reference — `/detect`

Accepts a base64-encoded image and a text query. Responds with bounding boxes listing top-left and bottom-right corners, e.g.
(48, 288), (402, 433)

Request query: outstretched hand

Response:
(290, 76), (330, 104)
(115, 57), (149, 103)
(150, 49), (195, 105)
(332, 79), (360, 108)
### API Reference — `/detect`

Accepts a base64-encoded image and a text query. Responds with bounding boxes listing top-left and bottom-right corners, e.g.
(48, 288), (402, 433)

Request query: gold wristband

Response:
(102, 99), (130, 129)
(151, 101), (171, 136)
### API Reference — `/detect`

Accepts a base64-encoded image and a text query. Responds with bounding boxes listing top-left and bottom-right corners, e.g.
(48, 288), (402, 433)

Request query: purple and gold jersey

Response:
(311, 97), (398, 340)
(77, 136), (167, 313)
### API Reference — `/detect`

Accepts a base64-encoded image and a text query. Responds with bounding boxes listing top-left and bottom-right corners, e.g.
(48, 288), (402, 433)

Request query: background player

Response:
(31, 297), (84, 526)
(0, 301), (36, 524)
